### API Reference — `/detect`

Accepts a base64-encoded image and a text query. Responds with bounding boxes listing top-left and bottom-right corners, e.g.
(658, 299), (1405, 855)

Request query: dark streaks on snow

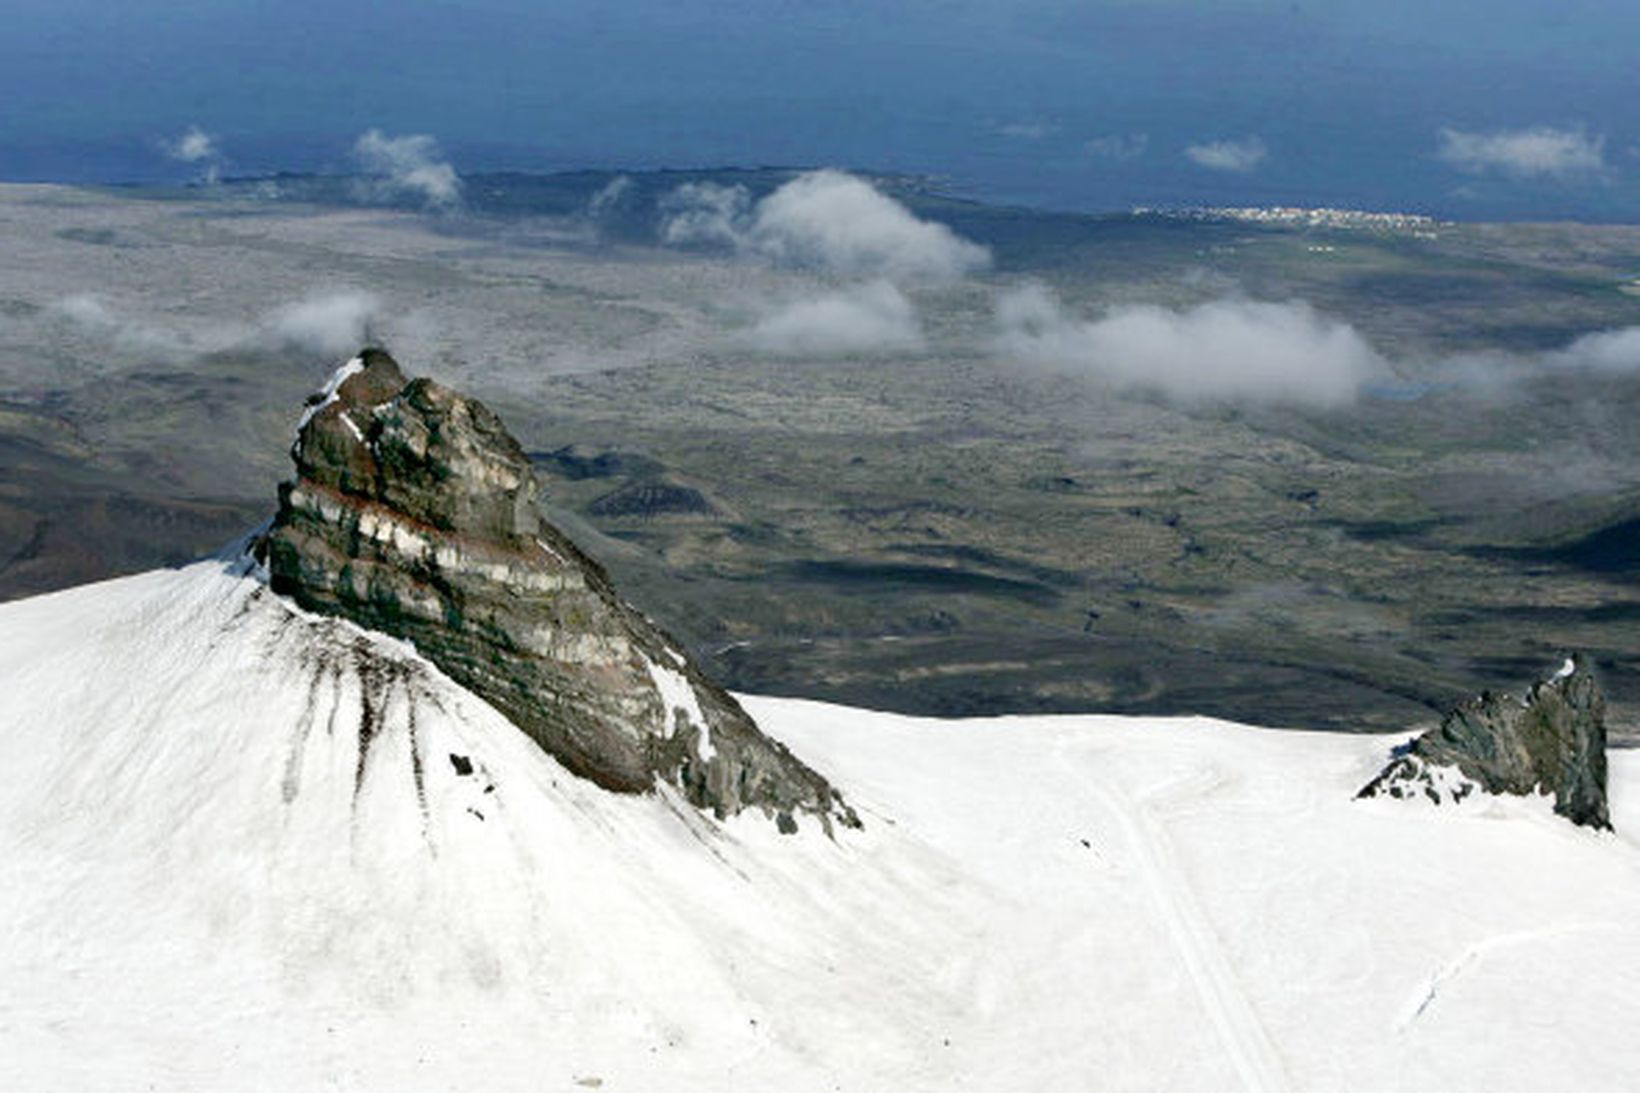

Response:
(407, 695), (434, 853)
(281, 657), (329, 804)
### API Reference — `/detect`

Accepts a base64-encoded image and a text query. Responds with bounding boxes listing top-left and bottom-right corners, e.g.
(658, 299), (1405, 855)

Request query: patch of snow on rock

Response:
(644, 654), (712, 758)
(295, 355), (365, 433)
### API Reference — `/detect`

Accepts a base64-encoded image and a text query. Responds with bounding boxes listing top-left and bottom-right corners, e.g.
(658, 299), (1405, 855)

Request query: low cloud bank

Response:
(1436, 126), (1607, 179)
(1548, 326), (1640, 372)
(1184, 137), (1267, 173)
(352, 130), (462, 209)
(661, 169), (990, 282)
(1428, 325), (1640, 396)
(40, 289), (407, 361)
(740, 281), (923, 357)
(994, 286), (1384, 407)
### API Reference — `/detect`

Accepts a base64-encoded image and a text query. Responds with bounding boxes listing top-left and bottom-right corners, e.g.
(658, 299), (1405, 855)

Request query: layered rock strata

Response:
(1358, 654), (1610, 829)
(260, 349), (857, 833)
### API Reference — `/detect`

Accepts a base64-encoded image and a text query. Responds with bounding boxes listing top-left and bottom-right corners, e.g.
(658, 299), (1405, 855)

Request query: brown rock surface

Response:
(260, 349), (857, 833)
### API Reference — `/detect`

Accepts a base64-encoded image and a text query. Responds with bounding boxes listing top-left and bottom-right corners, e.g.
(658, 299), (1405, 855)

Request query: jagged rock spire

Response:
(260, 349), (857, 833)
(1359, 654), (1610, 829)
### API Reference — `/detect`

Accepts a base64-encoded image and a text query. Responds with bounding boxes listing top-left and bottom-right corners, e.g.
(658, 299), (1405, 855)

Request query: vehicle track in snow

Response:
(1056, 742), (1289, 1093)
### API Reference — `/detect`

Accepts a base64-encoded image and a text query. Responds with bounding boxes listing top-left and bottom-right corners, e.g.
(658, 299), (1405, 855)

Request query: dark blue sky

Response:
(4, 0), (1638, 219)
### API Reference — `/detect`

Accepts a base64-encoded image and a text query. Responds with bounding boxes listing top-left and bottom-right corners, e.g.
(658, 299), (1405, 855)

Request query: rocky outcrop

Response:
(1358, 655), (1610, 829)
(258, 349), (857, 833)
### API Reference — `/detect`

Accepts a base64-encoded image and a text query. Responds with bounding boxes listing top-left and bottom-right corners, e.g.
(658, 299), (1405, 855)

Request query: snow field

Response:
(2, 559), (1639, 1091)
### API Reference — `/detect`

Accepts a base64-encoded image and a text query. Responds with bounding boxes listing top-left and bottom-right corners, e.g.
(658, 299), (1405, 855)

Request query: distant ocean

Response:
(4, 0), (1637, 223)
(3, 128), (1635, 225)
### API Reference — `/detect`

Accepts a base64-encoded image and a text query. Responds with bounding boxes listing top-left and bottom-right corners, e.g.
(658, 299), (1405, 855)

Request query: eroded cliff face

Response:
(260, 349), (857, 833)
(1359, 654), (1609, 829)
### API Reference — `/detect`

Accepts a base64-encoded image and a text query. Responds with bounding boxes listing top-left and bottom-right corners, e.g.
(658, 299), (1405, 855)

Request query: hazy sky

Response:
(4, 0), (1638, 218)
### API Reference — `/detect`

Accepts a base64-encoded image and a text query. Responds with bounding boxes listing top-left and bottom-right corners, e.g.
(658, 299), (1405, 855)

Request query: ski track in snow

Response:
(1056, 741), (1290, 1093)
(1397, 923), (1620, 1030)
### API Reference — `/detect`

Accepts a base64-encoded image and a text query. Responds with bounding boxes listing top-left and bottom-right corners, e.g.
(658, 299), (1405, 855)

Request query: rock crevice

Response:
(260, 349), (857, 832)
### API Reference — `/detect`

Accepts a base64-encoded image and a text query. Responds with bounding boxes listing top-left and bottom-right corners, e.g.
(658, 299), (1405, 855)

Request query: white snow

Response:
(643, 654), (712, 759)
(294, 355), (365, 433)
(3, 559), (1640, 1091)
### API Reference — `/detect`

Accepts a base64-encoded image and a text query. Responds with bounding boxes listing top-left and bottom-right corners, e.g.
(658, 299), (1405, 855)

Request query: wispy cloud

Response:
(586, 175), (634, 219)
(995, 120), (1057, 140)
(46, 294), (183, 354)
(739, 281), (924, 357)
(1436, 125), (1607, 179)
(1421, 324), (1640, 404)
(33, 289), (426, 363)
(1184, 136), (1268, 173)
(165, 124), (223, 184)
(352, 130), (462, 209)
(1085, 134), (1149, 162)
(660, 170), (990, 282)
(264, 291), (383, 357)
(994, 285), (1384, 407)
(659, 182), (752, 248)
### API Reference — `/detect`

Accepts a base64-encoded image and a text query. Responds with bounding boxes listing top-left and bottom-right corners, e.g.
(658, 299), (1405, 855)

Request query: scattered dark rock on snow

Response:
(1358, 654), (1610, 829)
(258, 348), (858, 833)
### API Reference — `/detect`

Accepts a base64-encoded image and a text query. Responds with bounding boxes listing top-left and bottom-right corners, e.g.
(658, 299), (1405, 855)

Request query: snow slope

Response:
(3, 558), (1640, 1091)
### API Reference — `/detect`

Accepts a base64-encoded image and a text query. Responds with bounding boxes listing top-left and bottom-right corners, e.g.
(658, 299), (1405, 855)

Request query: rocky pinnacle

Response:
(1358, 654), (1610, 829)
(260, 349), (858, 833)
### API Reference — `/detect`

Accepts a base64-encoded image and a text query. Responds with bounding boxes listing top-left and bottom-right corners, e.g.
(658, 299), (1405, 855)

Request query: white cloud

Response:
(168, 125), (216, 164)
(749, 171), (991, 281)
(1184, 137), (1268, 173)
(659, 181), (752, 247)
(264, 291), (382, 357)
(1085, 134), (1149, 162)
(996, 121), (1057, 140)
(739, 281), (924, 357)
(165, 125), (223, 184)
(352, 130), (462, 209)
(1546, 326), (1640, 372)
(994, 285), (1384, 407)
(659, 170), (990, 282)
(1436, 126), (1607, 180)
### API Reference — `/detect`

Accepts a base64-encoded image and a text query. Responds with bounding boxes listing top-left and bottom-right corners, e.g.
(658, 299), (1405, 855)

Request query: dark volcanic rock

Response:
(588, 480), (715, 518)
(1359, 654), (1610, 829)
(532, 444), (663, 481)
(260, 349), (857, 832)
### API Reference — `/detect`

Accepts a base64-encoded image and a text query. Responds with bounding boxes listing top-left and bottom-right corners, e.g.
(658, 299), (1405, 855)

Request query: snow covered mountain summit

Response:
(258, 349), (855, 832)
